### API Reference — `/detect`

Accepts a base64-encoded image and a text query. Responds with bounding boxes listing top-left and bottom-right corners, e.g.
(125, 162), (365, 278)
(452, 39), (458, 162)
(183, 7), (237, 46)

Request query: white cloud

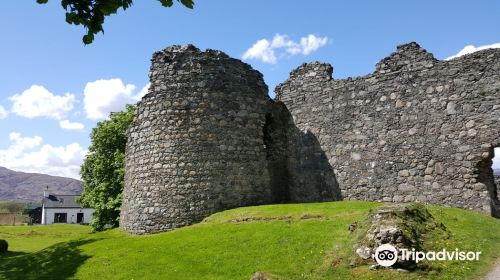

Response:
(0, 132), (86, 179)
(134, 83), (150, 101)
(299, 34), (329, 55)
(9, 85), (75, 120)
(243, 39), (277, 63)
(59, 120), (85, 131)
(8, 132), (43, 151)
(446, 43), (500, 60)
(83, 79), (136, 120)
(493, 147), (500, 170)
(0, 105), (8, 119)
(243, 34), (329, 64)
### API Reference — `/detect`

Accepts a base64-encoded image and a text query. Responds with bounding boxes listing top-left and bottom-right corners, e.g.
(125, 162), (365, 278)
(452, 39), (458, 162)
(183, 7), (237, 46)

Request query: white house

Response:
(41, 194), (95, 225)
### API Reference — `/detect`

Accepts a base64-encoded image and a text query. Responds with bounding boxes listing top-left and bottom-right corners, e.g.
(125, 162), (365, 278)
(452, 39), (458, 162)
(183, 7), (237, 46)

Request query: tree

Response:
(3, 202), (24, 214)
(36, 0), (194, 44)
(79, 105), (135, 231)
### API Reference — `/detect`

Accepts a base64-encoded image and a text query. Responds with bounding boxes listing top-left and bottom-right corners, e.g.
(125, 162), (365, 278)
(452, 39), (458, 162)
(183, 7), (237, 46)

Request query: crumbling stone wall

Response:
(122, 42), (500, 234)
(120, 45), (275, 234)
(264, 102), (341, 203)
(276, 42), (500, 217)
(121, 45), (343, 234)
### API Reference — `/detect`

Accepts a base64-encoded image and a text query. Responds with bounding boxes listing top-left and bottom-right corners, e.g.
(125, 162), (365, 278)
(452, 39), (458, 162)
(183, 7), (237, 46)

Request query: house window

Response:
(54, 213), (67, 223)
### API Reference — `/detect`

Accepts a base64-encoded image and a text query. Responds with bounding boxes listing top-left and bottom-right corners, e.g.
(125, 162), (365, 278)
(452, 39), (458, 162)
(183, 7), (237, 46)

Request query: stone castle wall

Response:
(120, 45), (274, 234)
(276, 42), (500, 216)
(121, 42), (500, 234)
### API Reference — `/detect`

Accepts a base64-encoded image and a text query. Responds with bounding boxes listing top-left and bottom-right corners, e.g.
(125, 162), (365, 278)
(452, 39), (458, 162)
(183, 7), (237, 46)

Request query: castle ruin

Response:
(120, 42), (500, 234)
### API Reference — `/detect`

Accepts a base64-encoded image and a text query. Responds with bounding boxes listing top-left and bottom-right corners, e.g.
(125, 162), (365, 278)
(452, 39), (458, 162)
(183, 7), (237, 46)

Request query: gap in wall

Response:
(489, 147), (500, 217)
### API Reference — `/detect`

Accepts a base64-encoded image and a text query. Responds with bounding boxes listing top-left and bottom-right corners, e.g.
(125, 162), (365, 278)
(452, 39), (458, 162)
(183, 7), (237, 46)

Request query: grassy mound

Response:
(0, 201), (499, 280)
(353, 203), (450, 269)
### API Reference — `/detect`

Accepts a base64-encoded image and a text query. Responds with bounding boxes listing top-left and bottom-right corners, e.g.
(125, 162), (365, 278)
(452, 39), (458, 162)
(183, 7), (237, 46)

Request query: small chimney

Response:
(43, 186), (49, 198)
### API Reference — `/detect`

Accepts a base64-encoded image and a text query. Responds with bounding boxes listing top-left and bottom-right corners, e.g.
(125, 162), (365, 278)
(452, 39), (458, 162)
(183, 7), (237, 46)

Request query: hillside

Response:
(0, 167), (81, 202)
(0, 202), (499, 280)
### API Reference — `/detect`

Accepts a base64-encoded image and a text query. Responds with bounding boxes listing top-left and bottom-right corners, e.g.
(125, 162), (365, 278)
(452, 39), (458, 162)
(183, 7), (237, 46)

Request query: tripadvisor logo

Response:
(373, 244), (482, 267)
(374, 244), (398, 267)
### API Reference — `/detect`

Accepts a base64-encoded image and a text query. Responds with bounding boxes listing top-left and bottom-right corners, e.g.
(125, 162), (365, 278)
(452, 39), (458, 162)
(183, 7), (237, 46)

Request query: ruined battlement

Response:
(121, 42), (500, 234)
(276, 42), (500, 219)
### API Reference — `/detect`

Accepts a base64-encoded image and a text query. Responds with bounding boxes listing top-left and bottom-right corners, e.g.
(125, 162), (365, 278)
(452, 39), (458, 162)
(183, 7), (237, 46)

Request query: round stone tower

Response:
(120, 45), (273, 234)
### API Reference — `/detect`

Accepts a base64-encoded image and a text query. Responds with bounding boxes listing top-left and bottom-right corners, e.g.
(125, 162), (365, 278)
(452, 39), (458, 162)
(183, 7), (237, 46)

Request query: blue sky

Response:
(0, 0), (499, 178)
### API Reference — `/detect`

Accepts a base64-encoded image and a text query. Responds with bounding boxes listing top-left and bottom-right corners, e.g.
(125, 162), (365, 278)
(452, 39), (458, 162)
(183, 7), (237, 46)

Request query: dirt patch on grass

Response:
(228, 215), (292, 223)
(299, 213), (326, 220)
(227, 213), (328, 223)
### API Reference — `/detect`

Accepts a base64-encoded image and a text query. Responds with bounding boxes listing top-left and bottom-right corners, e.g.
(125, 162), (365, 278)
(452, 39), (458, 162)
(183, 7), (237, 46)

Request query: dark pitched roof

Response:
(42, 194), (83, 208)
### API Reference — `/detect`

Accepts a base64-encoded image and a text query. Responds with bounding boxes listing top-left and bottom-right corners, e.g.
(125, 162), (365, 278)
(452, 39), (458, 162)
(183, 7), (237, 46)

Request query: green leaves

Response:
(36, 0), (195, 44)
(180, 0), (194, 9)
(159, 0), (174, 7)
(79, 105), (135, 231)
(82, 33), (94, 45)
(158, 0), (194, 8)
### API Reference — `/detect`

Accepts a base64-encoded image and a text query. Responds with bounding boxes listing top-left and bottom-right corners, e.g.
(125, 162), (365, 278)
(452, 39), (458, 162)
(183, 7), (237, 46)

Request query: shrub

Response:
(0, 239), (8, 253)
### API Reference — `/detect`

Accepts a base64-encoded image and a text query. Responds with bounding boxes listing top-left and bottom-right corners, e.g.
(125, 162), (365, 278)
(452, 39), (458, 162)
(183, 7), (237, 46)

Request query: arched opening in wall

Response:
(263, 111), (291, 203)
(478, 146), (500, 218)
(493, 147), (500, 177)
(492, 147), (500, 216)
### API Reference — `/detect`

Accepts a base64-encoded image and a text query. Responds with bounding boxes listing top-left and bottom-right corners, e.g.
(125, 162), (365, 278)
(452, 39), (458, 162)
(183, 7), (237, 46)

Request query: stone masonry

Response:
(276, 42), (500, 217)
(120, 45), (274, 234)
(121, 42), (500, 234)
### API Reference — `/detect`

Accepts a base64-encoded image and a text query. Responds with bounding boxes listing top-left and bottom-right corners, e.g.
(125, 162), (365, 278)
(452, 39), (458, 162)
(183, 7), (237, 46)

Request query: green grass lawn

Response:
(0, 201), (499, 280)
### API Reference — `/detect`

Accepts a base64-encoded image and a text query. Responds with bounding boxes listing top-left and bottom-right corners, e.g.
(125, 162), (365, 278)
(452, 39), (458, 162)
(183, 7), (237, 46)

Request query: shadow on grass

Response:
(0, 238), (99, 280)
(0, 251), (27, 258)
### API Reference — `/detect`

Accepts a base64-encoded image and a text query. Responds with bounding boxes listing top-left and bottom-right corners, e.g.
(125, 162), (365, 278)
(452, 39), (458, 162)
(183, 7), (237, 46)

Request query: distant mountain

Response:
(0, 167), (82, 202)
(495, 168), (500, 176)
